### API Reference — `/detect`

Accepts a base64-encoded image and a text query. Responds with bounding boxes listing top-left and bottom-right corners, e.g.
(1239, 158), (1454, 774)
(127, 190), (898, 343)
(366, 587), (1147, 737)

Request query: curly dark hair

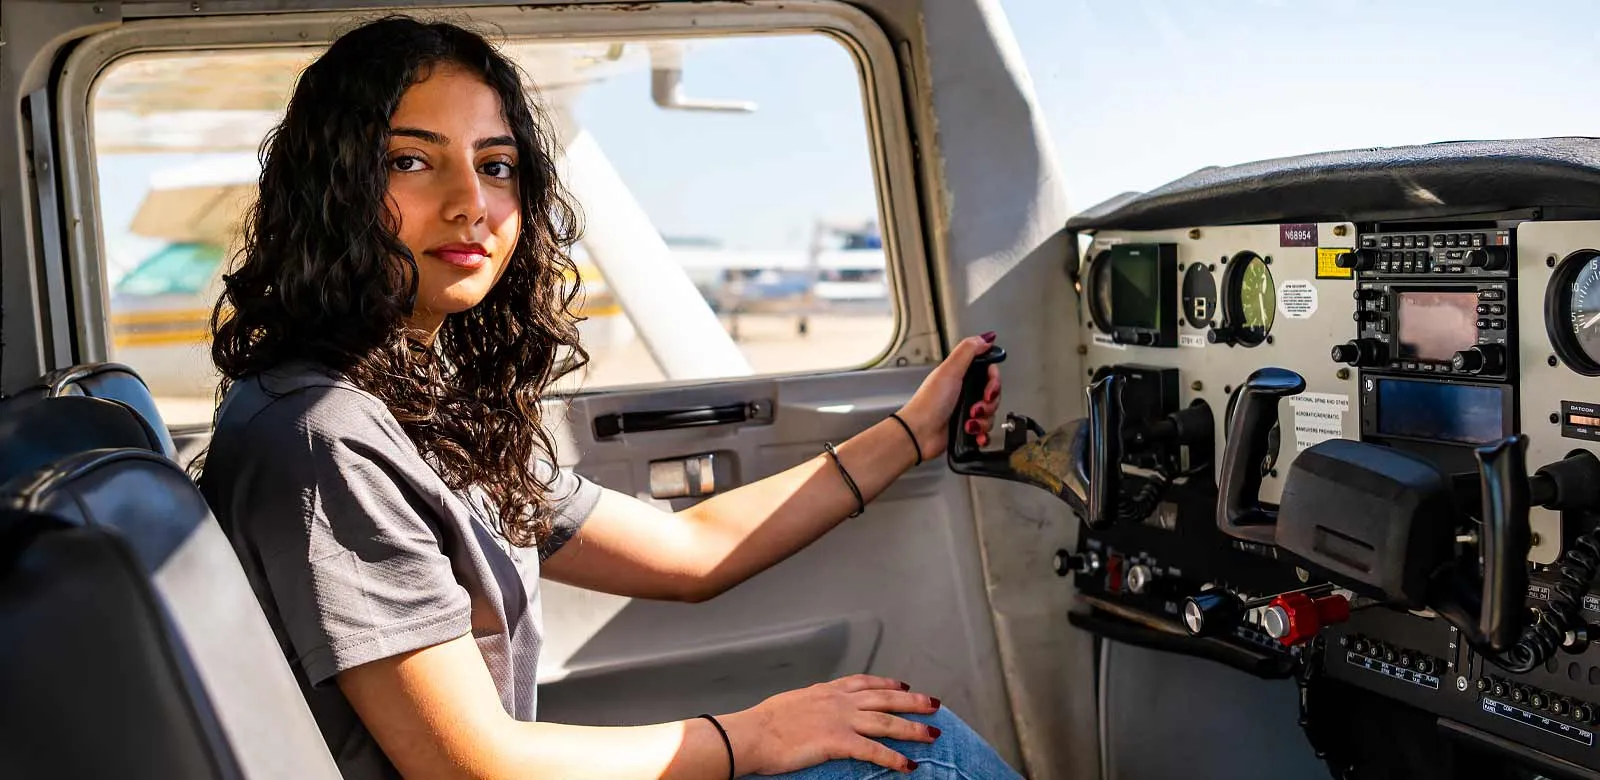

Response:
(208, 15), (587, 548)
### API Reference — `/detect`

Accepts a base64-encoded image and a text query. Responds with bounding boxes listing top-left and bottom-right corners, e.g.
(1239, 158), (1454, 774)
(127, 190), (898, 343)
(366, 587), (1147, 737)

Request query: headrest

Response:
(0, 396), (167, 488)
(16, 363), (179, 460)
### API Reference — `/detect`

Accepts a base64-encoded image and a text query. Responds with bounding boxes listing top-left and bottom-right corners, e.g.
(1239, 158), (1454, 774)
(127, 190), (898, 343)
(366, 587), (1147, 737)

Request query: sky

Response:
(95, 0), (1600, 274)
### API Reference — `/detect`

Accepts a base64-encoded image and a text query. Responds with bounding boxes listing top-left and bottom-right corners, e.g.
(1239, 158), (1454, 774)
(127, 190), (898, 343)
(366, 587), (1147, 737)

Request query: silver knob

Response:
(1126, 564), (1153, 594)
(1262, 605), (1291, 639)
(1183, 600), (1206, 634)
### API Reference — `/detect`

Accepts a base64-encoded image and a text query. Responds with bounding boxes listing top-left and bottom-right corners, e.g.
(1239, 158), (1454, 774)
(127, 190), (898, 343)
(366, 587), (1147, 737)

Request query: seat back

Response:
(11, 362), (180, 460)
(0, 398), (338, 779)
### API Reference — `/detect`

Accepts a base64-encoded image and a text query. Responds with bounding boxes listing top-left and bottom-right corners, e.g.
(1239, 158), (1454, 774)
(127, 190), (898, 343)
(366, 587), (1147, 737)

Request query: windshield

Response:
(1001, 0), (1600, 214)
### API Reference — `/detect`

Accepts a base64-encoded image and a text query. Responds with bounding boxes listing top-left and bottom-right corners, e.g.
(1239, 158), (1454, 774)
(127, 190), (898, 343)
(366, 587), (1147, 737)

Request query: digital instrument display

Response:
(1376, 379), (1504, 444)
(1396, 291), (1479, 361)
(1111, 247), (1159, 330)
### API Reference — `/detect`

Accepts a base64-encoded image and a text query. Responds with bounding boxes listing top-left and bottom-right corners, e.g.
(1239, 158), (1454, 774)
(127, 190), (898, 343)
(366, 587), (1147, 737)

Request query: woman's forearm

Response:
(498, 714), (756, 780)
(676, 415), (924, 600)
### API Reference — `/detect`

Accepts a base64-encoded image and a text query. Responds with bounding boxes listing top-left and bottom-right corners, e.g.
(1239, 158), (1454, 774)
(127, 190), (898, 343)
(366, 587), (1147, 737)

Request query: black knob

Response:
(1574, 704), (1593, 724)
(1451, 344), (1505, 375)
(1134, 332), (1156, 346)
(1466, 246), (1510, 271)
(1053, 549), (1101, 577)
(1336, 248), (1379, 271)
(1183, 590), (1244, 637)
(1332, 338), (1385, 367)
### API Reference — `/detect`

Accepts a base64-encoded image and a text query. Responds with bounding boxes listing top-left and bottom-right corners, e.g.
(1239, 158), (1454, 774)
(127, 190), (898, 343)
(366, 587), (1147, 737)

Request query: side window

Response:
(91, 32), (892, 424)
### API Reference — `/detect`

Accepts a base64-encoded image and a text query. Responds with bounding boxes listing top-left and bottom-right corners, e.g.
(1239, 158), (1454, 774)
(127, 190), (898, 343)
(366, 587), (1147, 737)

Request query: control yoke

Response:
(946, 345), (1121, 528)
(1215, 366), (1539, 653)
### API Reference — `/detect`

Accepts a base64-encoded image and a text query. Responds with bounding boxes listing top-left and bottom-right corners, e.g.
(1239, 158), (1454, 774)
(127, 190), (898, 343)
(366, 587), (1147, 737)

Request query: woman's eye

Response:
(481, 161), (515, 179)
(389, 155), (426, 172)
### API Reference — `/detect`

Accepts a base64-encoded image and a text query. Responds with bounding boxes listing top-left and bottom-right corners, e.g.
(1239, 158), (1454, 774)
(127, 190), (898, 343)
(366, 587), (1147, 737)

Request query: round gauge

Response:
(1222, 251), (1276, 347)
(1548, 250), (1600, 376)
(1182, 264), (1217, 329)
(1085, 249), (1114, 334)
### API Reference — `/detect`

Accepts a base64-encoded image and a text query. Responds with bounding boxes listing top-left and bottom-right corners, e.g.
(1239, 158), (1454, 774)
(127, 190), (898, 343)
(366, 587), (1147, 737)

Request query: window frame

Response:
(56, 0), (941, 395)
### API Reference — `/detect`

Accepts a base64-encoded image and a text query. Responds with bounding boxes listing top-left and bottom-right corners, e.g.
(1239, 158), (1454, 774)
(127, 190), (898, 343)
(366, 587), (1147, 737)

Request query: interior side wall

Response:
(901, 0), (1093, 776)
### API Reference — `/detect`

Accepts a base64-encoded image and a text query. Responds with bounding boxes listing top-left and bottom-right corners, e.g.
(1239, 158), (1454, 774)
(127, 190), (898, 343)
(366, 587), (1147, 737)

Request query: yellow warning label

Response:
(1316, 247), (1354, 280)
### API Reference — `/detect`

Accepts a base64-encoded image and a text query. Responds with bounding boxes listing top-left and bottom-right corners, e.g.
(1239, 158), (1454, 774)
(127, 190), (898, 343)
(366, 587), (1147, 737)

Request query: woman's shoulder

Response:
(214, 361), (405, 448)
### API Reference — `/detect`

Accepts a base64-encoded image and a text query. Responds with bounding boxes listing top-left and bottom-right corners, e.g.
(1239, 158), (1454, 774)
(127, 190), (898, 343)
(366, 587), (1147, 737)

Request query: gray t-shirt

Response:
(198, 363), (601, 779)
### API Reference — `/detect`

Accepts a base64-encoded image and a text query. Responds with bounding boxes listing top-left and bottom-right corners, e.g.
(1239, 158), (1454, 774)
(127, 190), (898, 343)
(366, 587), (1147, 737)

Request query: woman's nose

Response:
(440, 164), (487, 224)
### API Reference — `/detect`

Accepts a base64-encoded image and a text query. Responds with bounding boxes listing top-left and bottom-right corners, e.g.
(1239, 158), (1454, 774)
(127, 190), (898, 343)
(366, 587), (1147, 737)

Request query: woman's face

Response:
(385, 62), (522, 335)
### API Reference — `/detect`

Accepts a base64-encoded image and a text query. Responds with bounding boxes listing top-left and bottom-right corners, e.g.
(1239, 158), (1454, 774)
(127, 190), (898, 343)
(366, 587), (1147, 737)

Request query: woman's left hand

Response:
(895, 332), (1002, 462)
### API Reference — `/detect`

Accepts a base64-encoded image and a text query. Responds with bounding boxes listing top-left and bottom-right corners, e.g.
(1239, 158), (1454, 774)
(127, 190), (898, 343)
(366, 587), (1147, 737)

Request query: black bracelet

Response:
(823, 442), (866, 518)
(698, 714), (735, 780)
(888, 412), (923, 466)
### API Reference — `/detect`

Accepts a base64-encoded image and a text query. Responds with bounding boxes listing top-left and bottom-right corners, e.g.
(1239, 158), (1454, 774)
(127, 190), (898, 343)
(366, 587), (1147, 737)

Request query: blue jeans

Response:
(749, 707), (1023, 780)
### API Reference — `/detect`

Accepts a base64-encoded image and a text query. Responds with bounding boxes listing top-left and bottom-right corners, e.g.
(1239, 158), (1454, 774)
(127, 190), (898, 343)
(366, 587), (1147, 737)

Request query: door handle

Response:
(593, 400), (769, 439)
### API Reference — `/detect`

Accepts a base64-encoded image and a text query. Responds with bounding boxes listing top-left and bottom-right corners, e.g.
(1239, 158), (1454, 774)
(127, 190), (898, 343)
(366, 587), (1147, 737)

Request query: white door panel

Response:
(540, 366), (1020, 762)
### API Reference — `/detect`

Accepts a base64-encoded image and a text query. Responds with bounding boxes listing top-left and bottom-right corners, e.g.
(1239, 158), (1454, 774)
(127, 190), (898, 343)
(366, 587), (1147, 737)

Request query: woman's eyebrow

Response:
(474, 135), (516, 151)
(390, 126), (447, 145)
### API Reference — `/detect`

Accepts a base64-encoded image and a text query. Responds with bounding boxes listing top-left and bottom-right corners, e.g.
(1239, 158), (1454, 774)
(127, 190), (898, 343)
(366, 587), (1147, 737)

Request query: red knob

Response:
(1263, 592), (1351, 646)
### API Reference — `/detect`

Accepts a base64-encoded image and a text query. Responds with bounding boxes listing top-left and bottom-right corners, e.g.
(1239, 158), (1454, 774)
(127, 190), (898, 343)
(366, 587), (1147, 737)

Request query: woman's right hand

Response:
(721, 674), (943, 775)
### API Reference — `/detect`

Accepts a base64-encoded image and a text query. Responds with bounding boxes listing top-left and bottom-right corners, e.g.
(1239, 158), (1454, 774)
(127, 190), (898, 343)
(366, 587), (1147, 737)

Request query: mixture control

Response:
(1261, 591), (1351, 646)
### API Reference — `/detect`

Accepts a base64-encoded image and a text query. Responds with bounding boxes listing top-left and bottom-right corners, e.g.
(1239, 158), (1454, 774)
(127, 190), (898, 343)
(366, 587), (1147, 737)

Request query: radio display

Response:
(1396, 291), (1479, 361)
(1110, 246), (1160, 330)
(1376, 379), (1504, 444)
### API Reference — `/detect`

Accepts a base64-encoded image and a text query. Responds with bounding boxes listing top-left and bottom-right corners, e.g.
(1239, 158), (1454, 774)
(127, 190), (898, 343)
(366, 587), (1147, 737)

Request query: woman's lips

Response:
(427, 249), (488, 270)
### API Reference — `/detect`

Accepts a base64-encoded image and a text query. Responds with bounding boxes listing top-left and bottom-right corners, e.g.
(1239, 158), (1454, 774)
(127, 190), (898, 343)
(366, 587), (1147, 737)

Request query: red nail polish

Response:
(965, 420), (982, 435)
(929, 727), (942, 739)
(931, 697), (941, 709)
(970, 403), (985, 418)
(900, 681), (911, 691)
(980, 331), (997, 342)
(984, 387), (998, 403)
(907, 760), (919, 772)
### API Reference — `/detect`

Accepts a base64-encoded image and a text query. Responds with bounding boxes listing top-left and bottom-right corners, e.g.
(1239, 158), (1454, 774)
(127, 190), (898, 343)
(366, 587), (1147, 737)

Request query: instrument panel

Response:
(944, 155), (1600, 777)
(1060, 216), (1600, 778)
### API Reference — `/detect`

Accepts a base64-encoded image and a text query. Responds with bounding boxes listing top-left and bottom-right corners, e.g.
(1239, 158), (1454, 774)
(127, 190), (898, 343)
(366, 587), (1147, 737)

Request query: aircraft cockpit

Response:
(948, 137), (1600, 779)
(10, 2), (1600, 779)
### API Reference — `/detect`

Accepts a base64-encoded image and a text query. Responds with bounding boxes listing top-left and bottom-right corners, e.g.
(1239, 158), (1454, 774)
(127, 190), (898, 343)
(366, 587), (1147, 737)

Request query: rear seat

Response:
(7, 361), (180, 460)
(0, 363), (338, 779)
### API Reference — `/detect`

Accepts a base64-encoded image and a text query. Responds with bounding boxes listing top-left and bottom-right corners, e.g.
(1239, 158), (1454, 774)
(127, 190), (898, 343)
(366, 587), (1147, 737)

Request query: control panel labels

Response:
(1481, 698), (1596, 747)
(1288, 392), (1349, 452)
(1279, 223), (1318, 247)
(1091, 333), (1127, 350)
(1277, 280), (1318, 319)
(1346, 652), (1440, 689)
(1585, 595), (1600, 614)
(1178, 334), (1206, 349)
(1529, 583), (1552, 602)
(1316, 247), (1355, 280)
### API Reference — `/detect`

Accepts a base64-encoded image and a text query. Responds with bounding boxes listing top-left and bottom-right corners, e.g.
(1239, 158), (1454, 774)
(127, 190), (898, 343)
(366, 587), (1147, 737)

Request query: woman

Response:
(199, 15), (1018, 780)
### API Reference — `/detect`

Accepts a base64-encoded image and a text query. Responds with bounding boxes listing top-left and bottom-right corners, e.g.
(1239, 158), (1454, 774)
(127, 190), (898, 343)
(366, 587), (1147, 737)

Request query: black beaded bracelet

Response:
(698, 714), (735, 780)
(823, 442), (866, 518)
(888, 412), (923, 466)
